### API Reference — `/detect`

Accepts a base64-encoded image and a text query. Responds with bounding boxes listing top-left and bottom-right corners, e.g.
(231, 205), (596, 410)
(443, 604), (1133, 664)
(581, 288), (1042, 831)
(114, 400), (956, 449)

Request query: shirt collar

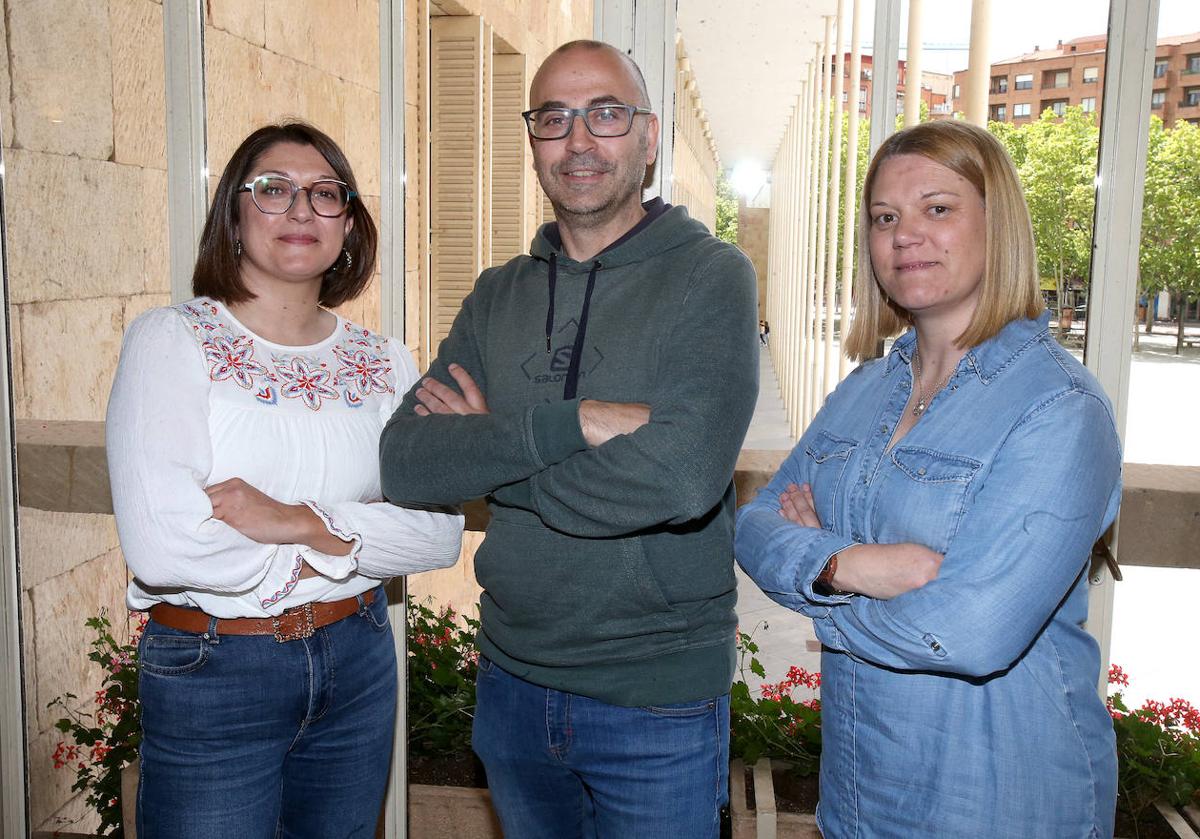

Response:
(884, 311), (1052, 383)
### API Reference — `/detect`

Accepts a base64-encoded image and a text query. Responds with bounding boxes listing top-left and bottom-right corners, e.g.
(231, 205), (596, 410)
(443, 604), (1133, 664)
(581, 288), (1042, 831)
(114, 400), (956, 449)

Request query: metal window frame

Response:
(1083, 0), (1160, 691)
(0, 127), (27, 839)
(164, 0), (208, 303)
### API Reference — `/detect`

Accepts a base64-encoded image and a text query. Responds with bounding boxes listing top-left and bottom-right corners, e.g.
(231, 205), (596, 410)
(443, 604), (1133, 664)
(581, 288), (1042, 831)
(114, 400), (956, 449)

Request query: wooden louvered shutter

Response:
(491, 52), (528, 265)
(430, 16), (488, 350)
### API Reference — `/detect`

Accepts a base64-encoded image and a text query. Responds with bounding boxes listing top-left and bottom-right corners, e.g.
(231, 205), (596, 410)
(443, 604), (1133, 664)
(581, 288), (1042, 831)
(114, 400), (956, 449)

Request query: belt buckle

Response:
(272, 603), (316, 643)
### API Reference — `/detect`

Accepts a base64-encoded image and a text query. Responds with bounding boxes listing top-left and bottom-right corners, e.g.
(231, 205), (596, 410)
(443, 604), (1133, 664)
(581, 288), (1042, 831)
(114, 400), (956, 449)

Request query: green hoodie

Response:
(380, 202), (759, 706)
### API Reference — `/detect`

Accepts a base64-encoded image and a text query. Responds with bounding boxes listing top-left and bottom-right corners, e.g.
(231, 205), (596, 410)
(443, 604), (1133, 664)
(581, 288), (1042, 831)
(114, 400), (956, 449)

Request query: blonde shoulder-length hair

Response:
(843, 119), (1043, 360)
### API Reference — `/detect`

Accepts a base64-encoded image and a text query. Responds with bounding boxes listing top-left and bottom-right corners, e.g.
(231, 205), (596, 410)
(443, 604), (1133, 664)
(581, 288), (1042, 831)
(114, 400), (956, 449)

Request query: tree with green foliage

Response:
(1011, 106), (1099, 324)
(1140, 117), (1200, 353)
(715, 170), (739, 245)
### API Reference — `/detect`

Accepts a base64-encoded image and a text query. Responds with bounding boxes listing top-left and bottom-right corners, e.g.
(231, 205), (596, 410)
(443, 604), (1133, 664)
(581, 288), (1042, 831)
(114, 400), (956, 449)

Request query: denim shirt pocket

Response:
(876, 446), (982, 553)
(804, 430), (858, 526)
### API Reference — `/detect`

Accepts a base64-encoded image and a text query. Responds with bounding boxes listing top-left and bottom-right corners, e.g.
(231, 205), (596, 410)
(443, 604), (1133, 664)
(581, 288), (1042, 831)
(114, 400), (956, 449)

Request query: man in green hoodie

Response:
(380, 40), (758, 838)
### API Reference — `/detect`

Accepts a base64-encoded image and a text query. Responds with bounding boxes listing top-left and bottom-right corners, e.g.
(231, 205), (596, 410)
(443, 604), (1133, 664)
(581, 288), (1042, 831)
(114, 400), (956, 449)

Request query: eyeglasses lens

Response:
(251, 177), (350, 217)
(529, 106), (633, 139)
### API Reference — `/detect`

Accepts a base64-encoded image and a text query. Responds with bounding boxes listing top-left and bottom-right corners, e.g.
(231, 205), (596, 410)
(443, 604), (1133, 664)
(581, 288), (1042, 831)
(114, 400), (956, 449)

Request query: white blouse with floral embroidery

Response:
(107, 297), (463, 618)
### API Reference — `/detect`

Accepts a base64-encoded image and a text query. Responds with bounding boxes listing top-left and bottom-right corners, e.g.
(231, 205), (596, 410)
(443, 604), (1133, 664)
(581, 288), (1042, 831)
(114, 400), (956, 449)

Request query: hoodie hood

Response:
(529, 199), (714, 271)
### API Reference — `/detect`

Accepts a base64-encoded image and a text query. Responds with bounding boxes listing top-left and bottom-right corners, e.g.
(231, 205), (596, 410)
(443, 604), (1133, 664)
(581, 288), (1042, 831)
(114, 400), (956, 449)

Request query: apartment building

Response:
(835, 53), (954, 119)
(951, 32), (1200, 126)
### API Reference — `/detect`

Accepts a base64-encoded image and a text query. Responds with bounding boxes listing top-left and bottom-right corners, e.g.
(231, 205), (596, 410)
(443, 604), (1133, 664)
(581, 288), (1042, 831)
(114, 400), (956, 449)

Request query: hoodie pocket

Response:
(475, 519), (690, 667)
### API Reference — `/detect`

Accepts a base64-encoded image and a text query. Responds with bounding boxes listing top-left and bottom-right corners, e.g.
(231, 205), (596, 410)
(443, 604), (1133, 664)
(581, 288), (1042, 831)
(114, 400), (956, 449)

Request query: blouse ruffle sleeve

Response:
(106, 307), (312, 605)
(294, 338), (464, 580)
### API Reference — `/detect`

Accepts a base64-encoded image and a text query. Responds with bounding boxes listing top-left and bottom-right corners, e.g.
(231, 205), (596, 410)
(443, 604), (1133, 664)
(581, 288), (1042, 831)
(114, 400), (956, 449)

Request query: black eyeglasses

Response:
(238, 175), (356, 217)
(521, 104), (652, 140)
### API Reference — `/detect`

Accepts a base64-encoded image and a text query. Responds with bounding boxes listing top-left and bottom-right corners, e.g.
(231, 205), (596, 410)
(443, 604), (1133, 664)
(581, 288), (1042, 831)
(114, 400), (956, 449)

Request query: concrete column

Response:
(813, 21), (834, 415)
(903, 0), (924, 127)
(798, 60), (816, 430)
(824, 4), (845, 395)
(963, 0), (992, 126)
(840, 0), (863, 377)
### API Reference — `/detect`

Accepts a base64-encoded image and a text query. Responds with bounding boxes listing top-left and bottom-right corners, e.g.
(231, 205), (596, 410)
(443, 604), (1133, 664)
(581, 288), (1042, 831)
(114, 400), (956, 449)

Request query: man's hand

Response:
(205, 478), (351, 560)
(579, 400), (651, 447)
(779, 482), (821, 529)
(415, 363), (489, 415)
(834, 542), (943, 600)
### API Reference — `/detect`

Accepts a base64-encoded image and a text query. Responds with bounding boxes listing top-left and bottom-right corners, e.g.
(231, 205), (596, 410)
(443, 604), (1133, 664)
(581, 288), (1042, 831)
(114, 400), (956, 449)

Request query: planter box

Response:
(408, 783), (502, 839)
(729, 758), (820, 839)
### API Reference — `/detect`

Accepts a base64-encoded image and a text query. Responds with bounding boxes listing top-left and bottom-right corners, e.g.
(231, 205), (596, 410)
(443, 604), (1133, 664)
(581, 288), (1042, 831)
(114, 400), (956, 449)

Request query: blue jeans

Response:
(136, 587), (396, 839)
(472, 657), (729, 839)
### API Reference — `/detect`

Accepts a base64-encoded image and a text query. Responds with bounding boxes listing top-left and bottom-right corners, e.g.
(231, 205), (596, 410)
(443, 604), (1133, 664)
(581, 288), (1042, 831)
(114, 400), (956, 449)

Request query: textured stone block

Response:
(261, 53), (346, 151)
(207, 0), (266, 46)
(8, 0), (113, 159)
(29, 720), (103, 834)
(30, 548), (130, 734)
(6, 150), (169, 305)
(17, 298), (124, 422)
(111, 0), (167, 169)
(0, 4), (13, 145)
(204, 26), (267, 172)
(341, 82), (381, 196)
(18, 509), (120, 591)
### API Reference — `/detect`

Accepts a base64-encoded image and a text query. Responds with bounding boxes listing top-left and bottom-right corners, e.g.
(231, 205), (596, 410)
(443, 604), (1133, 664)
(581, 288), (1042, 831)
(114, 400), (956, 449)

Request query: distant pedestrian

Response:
(760, 319), (770, 346)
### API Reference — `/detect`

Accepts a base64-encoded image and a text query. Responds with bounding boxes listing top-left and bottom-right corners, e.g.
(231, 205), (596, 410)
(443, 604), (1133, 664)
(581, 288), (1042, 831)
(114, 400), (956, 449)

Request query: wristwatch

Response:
(813, 552), (843, 596)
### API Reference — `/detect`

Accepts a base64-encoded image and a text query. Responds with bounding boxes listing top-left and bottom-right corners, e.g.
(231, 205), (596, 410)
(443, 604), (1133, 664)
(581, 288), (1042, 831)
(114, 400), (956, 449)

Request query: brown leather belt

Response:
(149, 590), (375, 643)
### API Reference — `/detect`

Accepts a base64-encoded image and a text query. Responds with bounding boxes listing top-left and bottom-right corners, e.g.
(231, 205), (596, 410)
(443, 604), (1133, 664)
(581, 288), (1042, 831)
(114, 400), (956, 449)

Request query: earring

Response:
(234, 240), (243, 258)
(342, 248), (352, 271)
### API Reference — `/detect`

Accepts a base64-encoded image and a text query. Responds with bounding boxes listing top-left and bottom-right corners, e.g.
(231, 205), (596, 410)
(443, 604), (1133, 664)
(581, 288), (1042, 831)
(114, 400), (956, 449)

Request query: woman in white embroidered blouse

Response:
(106, 122), (463, 838)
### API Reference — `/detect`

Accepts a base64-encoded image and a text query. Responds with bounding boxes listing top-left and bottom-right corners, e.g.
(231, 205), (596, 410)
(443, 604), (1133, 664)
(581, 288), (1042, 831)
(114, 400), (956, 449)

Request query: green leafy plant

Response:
(729, 624), (821, 775)
(48, 611), (145, 838)
(1108, 663), (1200, 834)
(406, 597), (480, 759)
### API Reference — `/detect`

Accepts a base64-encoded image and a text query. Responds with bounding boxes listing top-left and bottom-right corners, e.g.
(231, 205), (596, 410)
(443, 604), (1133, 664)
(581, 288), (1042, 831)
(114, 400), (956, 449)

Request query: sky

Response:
(863, 0), (1199, 75)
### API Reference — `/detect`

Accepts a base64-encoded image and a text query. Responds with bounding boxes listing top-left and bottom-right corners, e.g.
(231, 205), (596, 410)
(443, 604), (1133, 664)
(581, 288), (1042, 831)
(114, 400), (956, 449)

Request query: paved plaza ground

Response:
(739, 322), (1200, 708)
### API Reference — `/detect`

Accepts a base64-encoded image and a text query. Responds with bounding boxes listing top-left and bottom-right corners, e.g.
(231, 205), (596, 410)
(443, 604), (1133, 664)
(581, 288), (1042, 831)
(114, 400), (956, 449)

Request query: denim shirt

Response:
(735, 314), (1121, 839)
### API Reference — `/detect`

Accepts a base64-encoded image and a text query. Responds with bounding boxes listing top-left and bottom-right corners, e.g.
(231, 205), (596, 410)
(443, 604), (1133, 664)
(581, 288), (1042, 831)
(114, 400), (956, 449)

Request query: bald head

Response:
(532, 40), (651, 110)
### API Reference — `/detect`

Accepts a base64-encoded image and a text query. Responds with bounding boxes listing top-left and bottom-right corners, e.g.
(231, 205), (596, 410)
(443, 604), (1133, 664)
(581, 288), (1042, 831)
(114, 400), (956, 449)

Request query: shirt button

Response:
(917, 467), (927, 476)
(930, 640), (942, 651)
(879, 424), (888, 433)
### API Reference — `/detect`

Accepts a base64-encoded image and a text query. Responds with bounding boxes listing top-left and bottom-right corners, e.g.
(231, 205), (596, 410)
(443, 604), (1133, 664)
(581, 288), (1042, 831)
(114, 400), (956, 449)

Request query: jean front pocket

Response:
(359, 587), (391, 632)
(642, 698), (718, 718)
(139, 629), (209, 676)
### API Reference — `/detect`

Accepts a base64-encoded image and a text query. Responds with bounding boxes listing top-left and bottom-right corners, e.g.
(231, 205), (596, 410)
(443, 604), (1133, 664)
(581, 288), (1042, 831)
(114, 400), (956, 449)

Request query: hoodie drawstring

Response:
(545, 252), (557, 354)
(563, 261), (600, 401)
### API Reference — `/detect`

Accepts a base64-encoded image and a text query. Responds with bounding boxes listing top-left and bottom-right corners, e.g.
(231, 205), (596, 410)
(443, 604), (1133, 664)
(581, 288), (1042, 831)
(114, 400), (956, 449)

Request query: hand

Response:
(779, 483), (821, 529)
(415, 363), (489, 416)
(833, 542), (943, 600)
(578, 400), (651, 447)
(205, 478), (351, 557)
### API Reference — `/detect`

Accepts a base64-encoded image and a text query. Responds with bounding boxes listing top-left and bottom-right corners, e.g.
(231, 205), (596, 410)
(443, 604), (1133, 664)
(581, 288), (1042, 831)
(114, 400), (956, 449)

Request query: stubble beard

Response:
(539, 131), (649, 230)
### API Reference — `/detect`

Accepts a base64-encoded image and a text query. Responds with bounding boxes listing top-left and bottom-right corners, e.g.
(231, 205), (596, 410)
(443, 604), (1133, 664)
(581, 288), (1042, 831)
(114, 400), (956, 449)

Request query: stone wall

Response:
(738, 203), (770, 320)
(4, 0), (593, 830)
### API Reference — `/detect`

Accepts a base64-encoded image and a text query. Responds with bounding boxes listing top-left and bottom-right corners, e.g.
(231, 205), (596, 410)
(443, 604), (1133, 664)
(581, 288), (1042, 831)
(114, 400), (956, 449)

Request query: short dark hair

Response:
(545, 40), (652, 108)
(192, 121), (378, 308)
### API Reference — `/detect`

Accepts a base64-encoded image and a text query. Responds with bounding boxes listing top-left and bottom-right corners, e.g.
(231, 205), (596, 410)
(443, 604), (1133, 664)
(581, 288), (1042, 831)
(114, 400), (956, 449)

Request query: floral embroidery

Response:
(203, 334), (269, 389)
(274, 356), (340, 411)
(333, 344), (393, 398)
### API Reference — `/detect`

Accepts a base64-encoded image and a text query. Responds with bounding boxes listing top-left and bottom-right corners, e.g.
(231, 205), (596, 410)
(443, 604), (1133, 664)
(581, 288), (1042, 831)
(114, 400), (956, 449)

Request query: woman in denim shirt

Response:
(735, 121), (1121, 838)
